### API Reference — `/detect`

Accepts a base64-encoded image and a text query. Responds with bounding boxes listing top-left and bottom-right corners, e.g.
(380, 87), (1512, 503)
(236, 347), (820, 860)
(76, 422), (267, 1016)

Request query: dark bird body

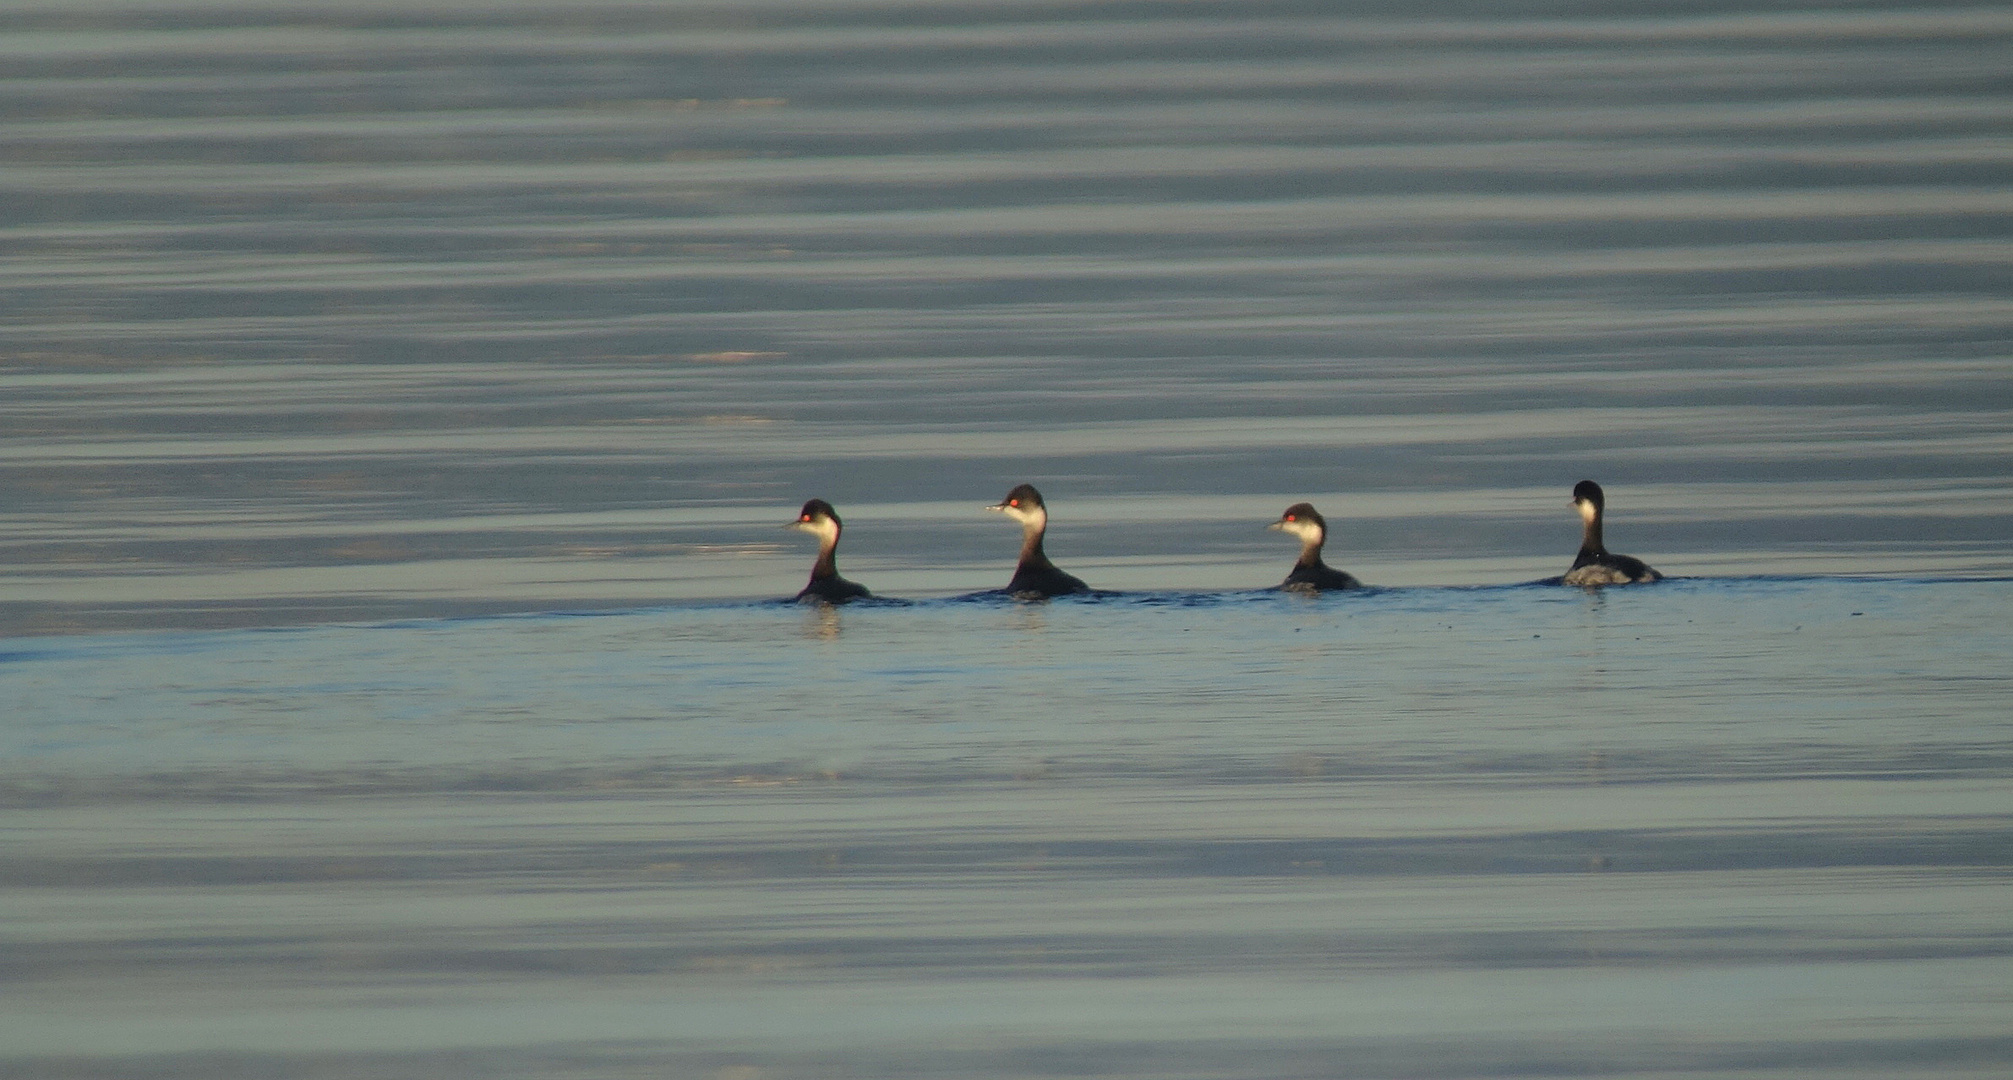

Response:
(1268, 502), (1362, 592)
(787, 499), (871, 603)
(986, 484), (1089, 598)
(1562, 480), (1662, 586)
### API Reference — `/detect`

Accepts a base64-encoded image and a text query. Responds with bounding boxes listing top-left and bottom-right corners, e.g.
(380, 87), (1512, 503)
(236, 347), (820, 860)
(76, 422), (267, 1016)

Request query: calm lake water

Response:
(2, 0), (2010, 1076)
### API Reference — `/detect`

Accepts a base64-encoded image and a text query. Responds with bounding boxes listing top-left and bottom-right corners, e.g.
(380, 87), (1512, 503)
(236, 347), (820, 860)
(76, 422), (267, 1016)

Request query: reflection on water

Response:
(1004, 602), (1050, 637)
(2, 0), (2012, 1076)
(800, 601), (842, 640)
(2, 579), (2010, 1076)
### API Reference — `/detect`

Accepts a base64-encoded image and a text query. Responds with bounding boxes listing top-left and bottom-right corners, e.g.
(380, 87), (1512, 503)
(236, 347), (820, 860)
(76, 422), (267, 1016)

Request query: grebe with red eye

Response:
(985, 483), (1089, 598)
(1562, 480), (1661, 585)
(1267, 502), (1361, 591)
(785, 498), (870, 603)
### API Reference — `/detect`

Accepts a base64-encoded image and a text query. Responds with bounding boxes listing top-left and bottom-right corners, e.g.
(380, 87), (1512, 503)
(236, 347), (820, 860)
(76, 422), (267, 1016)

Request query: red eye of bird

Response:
(800, 514), (811, 521)
(1009, 499), (1019, 507)
(1285, 514), (1296, 521)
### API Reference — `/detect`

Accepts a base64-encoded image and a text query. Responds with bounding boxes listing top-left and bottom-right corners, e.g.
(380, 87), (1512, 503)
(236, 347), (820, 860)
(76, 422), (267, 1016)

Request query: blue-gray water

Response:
(2, 1), (2011, 1076)
(6, 580), (2013, 1076)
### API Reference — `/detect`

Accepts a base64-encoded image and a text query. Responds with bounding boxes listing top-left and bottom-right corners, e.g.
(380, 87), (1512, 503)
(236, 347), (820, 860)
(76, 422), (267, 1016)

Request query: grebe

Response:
(985, 483), (1089, 597)
(786, 498), (870, 603)
(1562, 480), (1662, 586)
(1267, 502), (1362, 591)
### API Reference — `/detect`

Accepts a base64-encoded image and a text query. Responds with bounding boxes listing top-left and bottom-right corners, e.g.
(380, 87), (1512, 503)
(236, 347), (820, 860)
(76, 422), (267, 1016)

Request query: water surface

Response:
(2, 1), (2011, 1076)
(1, 0), (2009, 632)
(5, 578), (2012, 1076)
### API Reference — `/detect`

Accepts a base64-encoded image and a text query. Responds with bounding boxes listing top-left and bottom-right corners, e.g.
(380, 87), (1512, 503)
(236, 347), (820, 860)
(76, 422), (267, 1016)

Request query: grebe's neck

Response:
(1275, 516), (1327, 570)
(1578, 499), (1606, 556)
(1295, 535), (1326, 571)
(802, 517), (842, 579)
(811, 539), (840, 579)
(1016, 517), (1055, 571)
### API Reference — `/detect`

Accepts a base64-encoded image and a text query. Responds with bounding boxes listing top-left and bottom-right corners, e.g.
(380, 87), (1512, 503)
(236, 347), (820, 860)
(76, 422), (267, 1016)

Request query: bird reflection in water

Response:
(801, 604), (843, 641)
(1007, 604), (1049, 638)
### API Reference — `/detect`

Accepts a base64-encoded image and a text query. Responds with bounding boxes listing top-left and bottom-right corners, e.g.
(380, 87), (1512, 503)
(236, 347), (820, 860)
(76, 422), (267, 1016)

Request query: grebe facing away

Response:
(986, 483), (1089, 598)
(786, 498), (870, 603)
(1563, 480), (1662, 586)
(1268, 502), (1362, 591)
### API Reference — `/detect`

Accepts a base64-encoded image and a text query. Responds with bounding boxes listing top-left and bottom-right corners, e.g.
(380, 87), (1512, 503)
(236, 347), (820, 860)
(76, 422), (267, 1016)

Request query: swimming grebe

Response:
(985, 483), (1089, 597)
(786, 498), (870, 603)
(1562, 480), (1662, 585)
(1267, 502), (1362, 591)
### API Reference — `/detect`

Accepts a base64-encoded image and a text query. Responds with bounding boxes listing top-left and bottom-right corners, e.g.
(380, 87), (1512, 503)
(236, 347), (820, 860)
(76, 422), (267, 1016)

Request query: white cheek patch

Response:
(998, 506), (1043, 528)
(1576, 500), (1598, 525)
(794, 518), (839, 543)
(1278, 519), (1321, 543)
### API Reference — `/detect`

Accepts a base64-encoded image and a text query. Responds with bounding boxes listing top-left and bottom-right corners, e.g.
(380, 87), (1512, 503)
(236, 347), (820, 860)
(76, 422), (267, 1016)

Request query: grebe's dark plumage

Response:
(786, 498), (870, 603)
(1267, 502), (1361, 591)
(1563, 480), (1661, 586)
(985, 483), (1089, 598)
